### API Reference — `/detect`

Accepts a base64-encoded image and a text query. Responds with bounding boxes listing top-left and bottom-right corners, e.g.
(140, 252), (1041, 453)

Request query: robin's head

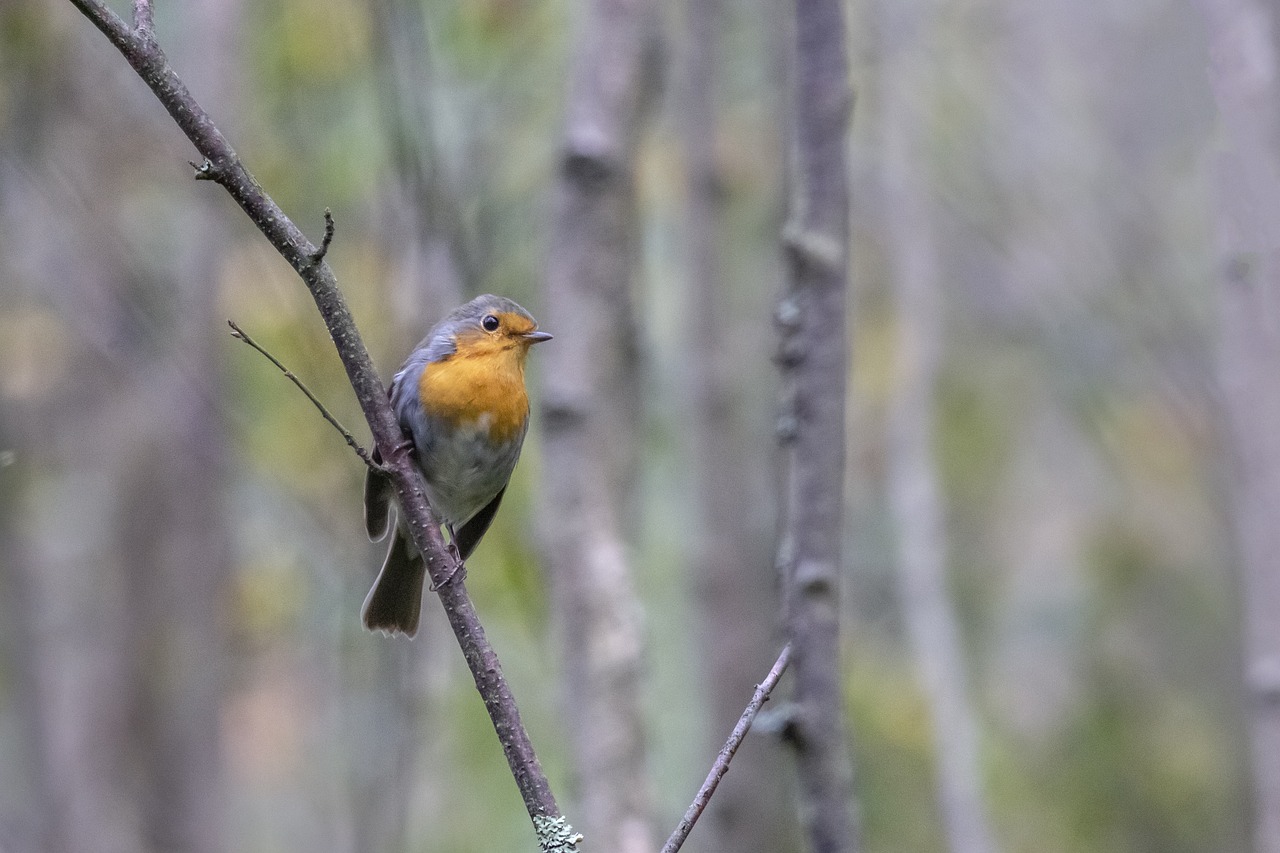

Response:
(423, 294), (553, 365)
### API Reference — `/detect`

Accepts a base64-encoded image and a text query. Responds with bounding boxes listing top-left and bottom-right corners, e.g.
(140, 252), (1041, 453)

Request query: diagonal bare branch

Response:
(661, 644), (793, 853)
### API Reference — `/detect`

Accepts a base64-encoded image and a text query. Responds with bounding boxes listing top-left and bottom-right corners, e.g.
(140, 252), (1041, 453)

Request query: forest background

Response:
(0, 0), (1266, 851)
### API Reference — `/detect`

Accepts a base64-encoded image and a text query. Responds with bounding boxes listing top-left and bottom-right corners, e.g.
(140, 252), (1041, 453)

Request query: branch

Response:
(131, 0), (153, 41)
(1197, 0), (1280, 845)
(311, 208), (336, 265)
(65, 3), (575, 847)
(227, 319), (375, 470)
(776, 0), (857, 848)
(661, 644), (793, 853)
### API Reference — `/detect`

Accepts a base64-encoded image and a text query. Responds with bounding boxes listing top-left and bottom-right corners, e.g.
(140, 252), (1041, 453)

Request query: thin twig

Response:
(311, 208), (335, 265)
(189, 158), (221, 182)
(131, 0), (153, 41)
(661, 643), (793, 853)
(227, 319), (376, 470)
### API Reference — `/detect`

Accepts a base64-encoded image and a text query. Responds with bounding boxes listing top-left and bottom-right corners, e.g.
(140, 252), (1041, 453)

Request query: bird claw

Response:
(428, 525), (467, 591)
(429, 559), (467, 591)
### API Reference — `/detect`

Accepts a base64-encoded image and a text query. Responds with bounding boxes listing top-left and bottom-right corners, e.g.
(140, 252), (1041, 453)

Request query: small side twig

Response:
(227, 319), (376, 470)
(661, 643), (793, 853)
(131, 0), (153, 41)
(311, 208), (335, 265)
(189, 158), (222, 182)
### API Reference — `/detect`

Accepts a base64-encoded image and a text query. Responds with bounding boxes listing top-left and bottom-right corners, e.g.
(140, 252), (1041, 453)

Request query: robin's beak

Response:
(523, 330), (553, 344)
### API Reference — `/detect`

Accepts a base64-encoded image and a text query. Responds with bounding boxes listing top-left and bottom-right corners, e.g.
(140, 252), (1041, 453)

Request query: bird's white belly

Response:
(420, 418), (524, 526)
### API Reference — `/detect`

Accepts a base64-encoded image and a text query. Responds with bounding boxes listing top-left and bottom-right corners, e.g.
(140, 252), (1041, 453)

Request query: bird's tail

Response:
(361, 529), (425, 638)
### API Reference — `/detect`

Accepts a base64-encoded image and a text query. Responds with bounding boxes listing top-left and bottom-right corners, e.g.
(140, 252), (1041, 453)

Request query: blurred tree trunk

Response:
(1198, 0), (1280, 850)
(677, 0), (797, 850)
(133, 6), (237, 847)
(0, 388), (54, 852)
(3, 53), (147, 845)
(368, 0), (467, 324)
(777, 0), (857, 849)
(4, 4), (235, 851)
(538, 0), (657, 850)
(878, 3), (999, 851)
(20, 177), (232, 853)
(117, 272), (230, 853)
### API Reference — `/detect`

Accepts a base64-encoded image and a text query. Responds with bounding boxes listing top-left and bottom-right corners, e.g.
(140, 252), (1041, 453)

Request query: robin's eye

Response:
(481, 314), (500, 332)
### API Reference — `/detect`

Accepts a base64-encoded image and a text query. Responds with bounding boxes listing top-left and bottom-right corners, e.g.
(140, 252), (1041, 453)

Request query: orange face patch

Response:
(492, 311), (538, 337)
(451, 311), (538, 352)
(418, 314), (537, 443)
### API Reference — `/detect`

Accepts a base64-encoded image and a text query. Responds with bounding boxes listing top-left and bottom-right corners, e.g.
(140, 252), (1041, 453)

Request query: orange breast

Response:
(419, 348), (530, 444)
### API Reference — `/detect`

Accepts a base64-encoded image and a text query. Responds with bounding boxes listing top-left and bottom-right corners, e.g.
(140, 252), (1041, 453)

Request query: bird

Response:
(362, 294), (552, 637)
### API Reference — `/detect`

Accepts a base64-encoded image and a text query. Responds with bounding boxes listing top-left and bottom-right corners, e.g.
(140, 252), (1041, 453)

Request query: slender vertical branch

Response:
(777, 0), (857, 850)
(1196, 0), (1280, 849)
(131, 0), (153, 39)
(64, 3), (574, 847)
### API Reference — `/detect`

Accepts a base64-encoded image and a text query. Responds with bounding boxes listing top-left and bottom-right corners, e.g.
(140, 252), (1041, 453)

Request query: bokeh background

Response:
(0, 0), (1260, 851)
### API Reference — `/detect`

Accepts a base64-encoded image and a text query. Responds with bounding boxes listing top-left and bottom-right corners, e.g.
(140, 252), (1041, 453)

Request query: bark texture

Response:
(778, 0), (857, 849)
(538, 0), (658, 850)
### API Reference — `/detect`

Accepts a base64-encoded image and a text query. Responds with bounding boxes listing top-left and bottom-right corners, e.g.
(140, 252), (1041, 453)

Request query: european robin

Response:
(362, 294), (552, 637)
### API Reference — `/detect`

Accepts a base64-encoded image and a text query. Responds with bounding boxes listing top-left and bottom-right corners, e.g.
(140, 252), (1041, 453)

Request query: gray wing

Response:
(367, 360), (430, 541)
(453, 486), (506, 560)
(363, 447), (394, 540)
